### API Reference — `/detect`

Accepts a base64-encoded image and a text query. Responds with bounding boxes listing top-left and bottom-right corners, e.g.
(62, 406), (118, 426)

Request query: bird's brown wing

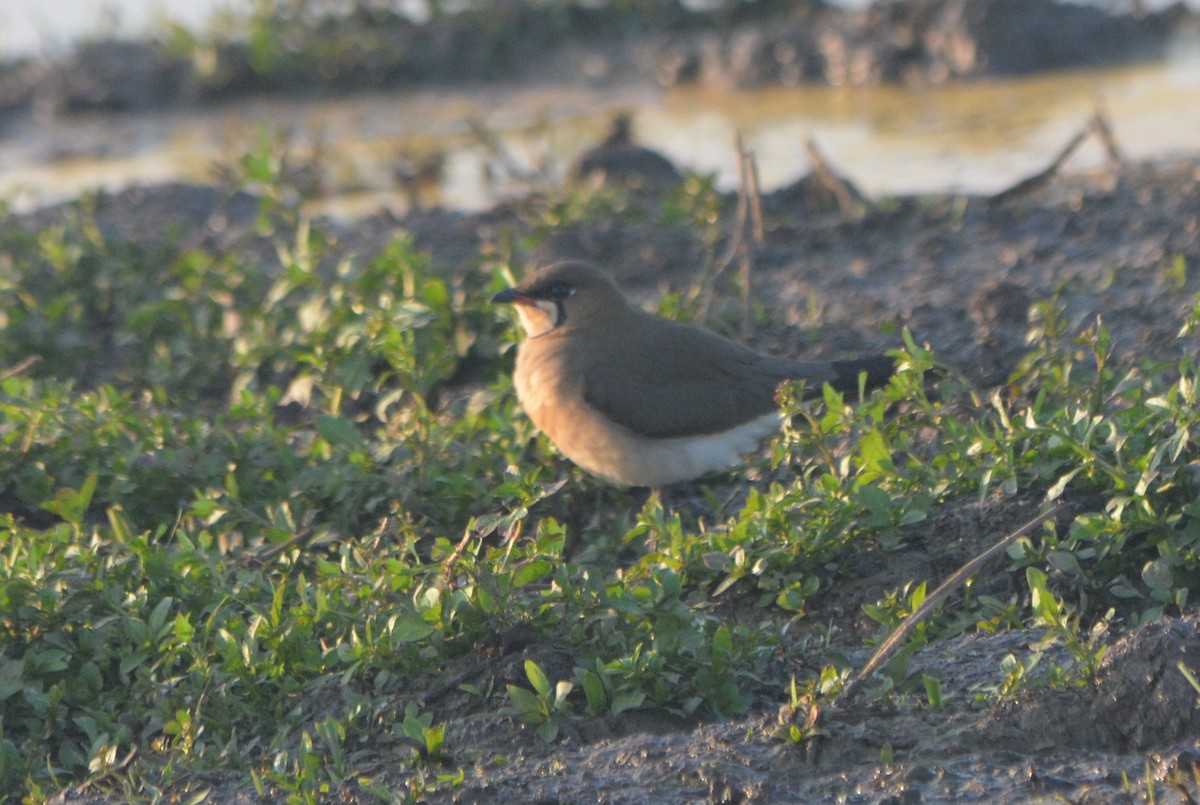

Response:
(579, 312), (838, 439)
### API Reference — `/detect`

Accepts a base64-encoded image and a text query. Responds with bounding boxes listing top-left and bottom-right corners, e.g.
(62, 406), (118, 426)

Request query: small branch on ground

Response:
(837, 501), (1067, 704)
(805, 138), (876, 219)
(466, 114), (545, 186)
(244, 527), (316, 566)
(0, 355), (41, 381)
(696, 133), (760, 324)
(989, 108), (1125, 205)
(988, 129), (1089, 205)
(740, 141), (764, 340)
(1090, 103), (1124, 164)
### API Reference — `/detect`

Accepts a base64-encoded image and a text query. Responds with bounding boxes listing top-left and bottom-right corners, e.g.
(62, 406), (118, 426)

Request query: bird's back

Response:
(575, 309), (851, 439)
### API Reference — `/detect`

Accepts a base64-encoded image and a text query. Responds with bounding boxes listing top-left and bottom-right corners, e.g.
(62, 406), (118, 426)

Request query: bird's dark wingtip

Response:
(830, 355), (896, 392)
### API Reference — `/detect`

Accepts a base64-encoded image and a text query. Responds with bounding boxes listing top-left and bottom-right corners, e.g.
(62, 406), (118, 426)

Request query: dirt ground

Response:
(28, 148), (1200, 803)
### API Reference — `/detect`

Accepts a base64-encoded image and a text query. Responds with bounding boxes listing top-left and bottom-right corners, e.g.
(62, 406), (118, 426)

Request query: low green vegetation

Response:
(1, 164), (1197, 802)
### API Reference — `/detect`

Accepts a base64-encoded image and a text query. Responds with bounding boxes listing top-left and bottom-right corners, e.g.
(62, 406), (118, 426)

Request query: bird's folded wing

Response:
(580, 315), (837, 439)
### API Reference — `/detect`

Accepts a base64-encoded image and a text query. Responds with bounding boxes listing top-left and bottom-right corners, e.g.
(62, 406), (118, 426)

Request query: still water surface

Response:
(1, 4), (1197, 217)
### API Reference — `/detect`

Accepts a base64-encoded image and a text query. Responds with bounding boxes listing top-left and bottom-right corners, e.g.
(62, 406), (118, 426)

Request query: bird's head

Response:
(492, 262), (626, 339)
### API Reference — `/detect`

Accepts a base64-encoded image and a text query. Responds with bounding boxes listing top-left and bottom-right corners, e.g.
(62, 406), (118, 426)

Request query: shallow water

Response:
(1, 39), (1198, 217)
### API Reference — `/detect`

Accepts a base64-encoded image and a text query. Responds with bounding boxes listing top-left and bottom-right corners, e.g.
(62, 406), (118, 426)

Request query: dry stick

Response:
(747, 147), (765, 245)
(466, 115), (541, 185)
(740, 146), (764, 340)
(245, 527), (316, 566)
(393, 149), (445, 212)
(0, 355), (41, 381)
(443, 516), (524, 588)
(443, 520), (481, 586)
(248, 512), (389, 566)
(988, 125), (1091, 206)
(1090, 104), (1125, 164)
(804, 138), (874, 219)
(696, 134), (752, 322)
(838, 502), (1066, 704)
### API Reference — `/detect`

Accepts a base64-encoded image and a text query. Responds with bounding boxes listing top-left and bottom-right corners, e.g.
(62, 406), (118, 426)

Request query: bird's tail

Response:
(828, 355), (895, 394)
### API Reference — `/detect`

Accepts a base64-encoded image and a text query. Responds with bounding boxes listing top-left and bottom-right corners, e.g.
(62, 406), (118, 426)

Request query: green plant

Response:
(502, 660), (574, 742)
(398, 703), (448, 765)
(770, 674), (834, 746)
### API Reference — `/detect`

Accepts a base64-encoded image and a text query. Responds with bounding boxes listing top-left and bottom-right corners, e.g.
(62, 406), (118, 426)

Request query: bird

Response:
(569, 112), (682, 191)
(492, 261), (895, 488)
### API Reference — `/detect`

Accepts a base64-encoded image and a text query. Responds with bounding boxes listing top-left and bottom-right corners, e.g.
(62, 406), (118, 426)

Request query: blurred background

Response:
(1, 0), (1198, 216)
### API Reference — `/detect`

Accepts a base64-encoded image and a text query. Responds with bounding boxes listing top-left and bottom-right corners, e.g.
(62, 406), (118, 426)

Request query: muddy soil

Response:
(28, 144), (1200, 802)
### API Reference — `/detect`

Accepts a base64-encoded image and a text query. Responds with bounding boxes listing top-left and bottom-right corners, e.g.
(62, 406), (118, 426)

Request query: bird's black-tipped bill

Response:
(491, 288), (524, 304)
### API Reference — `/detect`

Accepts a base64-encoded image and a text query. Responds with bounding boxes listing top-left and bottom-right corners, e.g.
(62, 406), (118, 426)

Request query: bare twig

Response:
(245, 527), (316, 566)
(443, 513), (524, 587)
(443, 519), (481, 587)
(0, 355), (41, 381)
(1089, 104), (1124, 164)
(747, 150), (764, 245)
(839, 502), (1066, 704)
(805, 138), (874, 219)
(988, 127), (1090, 205)
(696, 134), (754, 322)
(740, 142), (764, 340)
(466, 114), (543, 185)
(393, 149), (446, 212)
(988, 106), (1125, 205)
(723, 139), (752, 276)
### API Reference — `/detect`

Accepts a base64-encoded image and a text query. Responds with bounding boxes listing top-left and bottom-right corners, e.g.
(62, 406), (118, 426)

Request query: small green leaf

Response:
(611, 690), (646, 715)
(579, 670), (607, 715)
(712, 625), (734, 661)
(425, 723), (445, 758)
(1027, 567), (1062, 625)
(391, 618), (436, 643)
(39, 471), (99, 525)
(506, 686), (540, 718)
(316, 414), (363, 448)
(147, 597), (174, 637)
(525, 660), (551, 697)
(1142, 558), (1173, 592)
(173, 614), (195, 644)
(0, 657), (24, 701)
(922, 674), (943, 708)
(513, 559), (553, 587)
(857, 430), (894, 474)
(536, 721), (558, 742)
(1047, 551), (1082, 575)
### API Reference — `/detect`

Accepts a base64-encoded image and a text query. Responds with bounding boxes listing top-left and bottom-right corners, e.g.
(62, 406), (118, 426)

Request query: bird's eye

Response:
(546, 283), (574, 300)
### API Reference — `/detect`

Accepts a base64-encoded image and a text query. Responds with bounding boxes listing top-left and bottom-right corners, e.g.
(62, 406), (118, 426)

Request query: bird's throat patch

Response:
(516, 299), (562, 338)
